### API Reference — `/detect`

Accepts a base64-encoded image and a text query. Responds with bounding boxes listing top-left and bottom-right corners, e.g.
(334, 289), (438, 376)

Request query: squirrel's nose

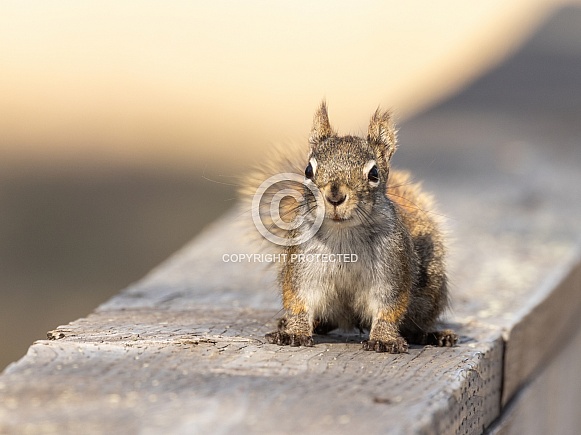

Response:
(326, 193), (346, 207)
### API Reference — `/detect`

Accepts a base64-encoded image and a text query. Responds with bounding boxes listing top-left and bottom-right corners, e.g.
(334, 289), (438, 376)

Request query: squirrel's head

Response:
(305, 101), (397, 225)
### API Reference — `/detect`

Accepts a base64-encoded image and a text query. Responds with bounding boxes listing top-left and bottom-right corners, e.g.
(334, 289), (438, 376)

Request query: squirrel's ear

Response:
(368, 108), (398, 162)
(309, 101), (334, 147)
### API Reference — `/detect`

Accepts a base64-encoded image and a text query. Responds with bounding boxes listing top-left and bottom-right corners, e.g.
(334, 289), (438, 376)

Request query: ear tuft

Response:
(368, 108), (398, 161)
(309, 100), (335, 147)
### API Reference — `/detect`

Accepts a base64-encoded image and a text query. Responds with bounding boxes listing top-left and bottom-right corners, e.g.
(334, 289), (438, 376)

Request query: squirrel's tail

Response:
(238, 141), (309, 253)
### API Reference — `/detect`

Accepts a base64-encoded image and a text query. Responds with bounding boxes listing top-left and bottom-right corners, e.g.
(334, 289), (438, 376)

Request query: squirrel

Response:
(243, 101), (457, 353)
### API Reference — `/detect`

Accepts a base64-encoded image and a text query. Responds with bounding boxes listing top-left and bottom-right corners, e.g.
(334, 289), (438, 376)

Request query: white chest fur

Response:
(294, 224), (384, 327)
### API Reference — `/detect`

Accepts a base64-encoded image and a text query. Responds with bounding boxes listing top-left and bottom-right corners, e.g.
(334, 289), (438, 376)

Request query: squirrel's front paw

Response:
(362, 337), (408, 353)
(265, 331), (314, 347)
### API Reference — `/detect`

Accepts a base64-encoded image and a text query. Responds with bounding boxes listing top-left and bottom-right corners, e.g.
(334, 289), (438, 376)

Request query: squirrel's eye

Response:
(305, 162), (314, 180)
(368, 165), (379, 183)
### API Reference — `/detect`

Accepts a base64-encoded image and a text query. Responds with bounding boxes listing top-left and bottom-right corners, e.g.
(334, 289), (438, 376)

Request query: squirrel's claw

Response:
(265, 331), (314, 347)
(362, 337), (408, 353)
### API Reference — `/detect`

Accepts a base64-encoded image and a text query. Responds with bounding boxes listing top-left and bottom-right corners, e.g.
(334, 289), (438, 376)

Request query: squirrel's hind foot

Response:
(424, 329), (458, 347)
(405, 329), (458, 347)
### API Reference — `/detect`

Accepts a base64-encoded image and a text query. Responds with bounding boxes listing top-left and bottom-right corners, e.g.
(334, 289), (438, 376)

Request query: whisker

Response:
(201, 171), (241, 188)
(386, 191), (450, 219)
(263, 201), (319, 233)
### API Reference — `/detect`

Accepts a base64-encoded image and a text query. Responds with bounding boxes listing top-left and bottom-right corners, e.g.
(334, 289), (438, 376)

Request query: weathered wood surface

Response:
(488, 313), (581, 435)
(2, 6), (581, 434)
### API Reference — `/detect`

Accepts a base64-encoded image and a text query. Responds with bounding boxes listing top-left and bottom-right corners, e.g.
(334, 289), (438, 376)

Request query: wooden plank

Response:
(488, 315), (581, 435)
(1, 301), (503, 434)
(501, 259), (581, 406)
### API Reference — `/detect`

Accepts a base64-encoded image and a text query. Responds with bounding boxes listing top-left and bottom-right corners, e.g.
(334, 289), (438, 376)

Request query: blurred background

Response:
(0, 0), (576, 370)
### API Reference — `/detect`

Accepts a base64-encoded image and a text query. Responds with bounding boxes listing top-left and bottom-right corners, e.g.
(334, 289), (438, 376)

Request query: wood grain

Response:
(0, 305), (503, 434)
